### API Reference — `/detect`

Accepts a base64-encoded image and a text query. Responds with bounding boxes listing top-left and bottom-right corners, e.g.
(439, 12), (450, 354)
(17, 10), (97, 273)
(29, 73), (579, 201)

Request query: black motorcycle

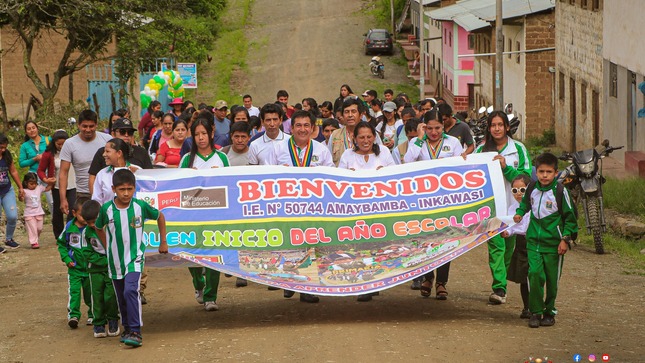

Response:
(558, 140), (623, 254)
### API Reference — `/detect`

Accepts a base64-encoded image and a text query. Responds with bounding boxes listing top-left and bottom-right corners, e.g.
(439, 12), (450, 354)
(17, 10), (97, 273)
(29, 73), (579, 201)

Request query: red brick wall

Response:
(0, 27), (116, 119)
(453, 96), (469, 112)
(524, 12), (556, 138)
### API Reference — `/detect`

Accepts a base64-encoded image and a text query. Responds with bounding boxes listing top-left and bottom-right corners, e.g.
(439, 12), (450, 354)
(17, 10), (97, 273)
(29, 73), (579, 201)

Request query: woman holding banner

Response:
(179, 118), (230, 312)
(475, 110), (532, 305)
(338, 121), (394, 302)
(403, 110), (464, 300)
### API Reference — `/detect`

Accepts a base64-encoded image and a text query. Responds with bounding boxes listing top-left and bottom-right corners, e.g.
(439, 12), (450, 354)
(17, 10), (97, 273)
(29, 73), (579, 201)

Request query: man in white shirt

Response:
(270, 110), (334, 167)
(248, 103), (287, 165)
(243, 94), (260, 117)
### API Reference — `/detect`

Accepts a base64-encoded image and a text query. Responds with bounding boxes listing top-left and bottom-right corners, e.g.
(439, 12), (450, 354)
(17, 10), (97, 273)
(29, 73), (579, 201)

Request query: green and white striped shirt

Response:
(96, 198), (160, 279)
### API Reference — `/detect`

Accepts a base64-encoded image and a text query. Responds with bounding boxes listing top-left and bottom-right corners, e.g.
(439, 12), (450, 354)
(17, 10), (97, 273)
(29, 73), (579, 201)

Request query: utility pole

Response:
(390, 0), (395, 35)
(419, 3), (425, 101)
(495, 0), (504, 110)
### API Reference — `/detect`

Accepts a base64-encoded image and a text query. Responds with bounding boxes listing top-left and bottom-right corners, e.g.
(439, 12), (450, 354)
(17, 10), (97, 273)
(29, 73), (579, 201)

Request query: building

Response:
(602, 0), (644, 163)
(409, 0), (443, 97)
(554, 0), (603, 152)
(428, 0), (555, 140)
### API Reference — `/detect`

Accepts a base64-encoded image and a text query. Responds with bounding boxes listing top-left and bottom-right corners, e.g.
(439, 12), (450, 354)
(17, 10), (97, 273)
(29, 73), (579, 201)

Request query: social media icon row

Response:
(573, 353), (610, 362)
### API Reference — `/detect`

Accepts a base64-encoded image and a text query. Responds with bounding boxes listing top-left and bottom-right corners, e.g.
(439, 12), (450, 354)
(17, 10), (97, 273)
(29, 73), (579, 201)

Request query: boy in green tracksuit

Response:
(56, 199), (93, 328)
(514, 153), (578, 328)
(81, 200), (120, 338)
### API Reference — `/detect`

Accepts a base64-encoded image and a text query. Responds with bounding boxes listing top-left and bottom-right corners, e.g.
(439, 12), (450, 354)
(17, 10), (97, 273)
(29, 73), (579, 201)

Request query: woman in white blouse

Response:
(338, 121), (394, 170)
(338, 121), (393, 302)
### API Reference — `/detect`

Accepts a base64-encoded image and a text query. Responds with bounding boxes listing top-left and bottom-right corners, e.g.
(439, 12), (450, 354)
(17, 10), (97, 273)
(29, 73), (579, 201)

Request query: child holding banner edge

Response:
(475, 110), (532, 305)
(179, 118), (230, 312)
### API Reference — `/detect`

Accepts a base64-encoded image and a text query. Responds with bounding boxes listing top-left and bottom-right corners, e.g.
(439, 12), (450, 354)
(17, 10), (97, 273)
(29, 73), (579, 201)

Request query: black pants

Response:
(52, 188), (76, 237)
(423, 262), (450, 284)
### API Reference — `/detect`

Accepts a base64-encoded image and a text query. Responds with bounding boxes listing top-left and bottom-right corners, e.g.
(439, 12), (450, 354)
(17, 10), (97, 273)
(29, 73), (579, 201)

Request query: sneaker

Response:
(86, 318), (93, 326)
(235, 278), (248, 287)
(267, 286), (280, 290)
(0, 246), (5, 254)
(120, 328), (132, 343)
(140, 292), (147, 305)
(204, 301), (219, 311)
(410, 278), (422, 290)
(123, 331), (142, 347)
(520, 308), (532, 319)
(300, 293), (320, 303)
(93, 325), (107, 338)
(540, 314), (556, 326)
(195, 289), (204, 304)
(68, 317), (79, 329)
(529, 314), (541, 328)
(356, 294), (372, 302)
(31, 243), (40, 249)
(5, 239), (20, 249)
(108, 320), (120, 337)
(283, 290), (296, 298)
(488, 289), (506, 304)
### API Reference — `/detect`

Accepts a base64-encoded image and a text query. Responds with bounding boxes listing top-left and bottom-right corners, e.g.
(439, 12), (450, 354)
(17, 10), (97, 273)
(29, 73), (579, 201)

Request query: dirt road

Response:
(1, 1), (644, 362)
(243, 0), (411, 106)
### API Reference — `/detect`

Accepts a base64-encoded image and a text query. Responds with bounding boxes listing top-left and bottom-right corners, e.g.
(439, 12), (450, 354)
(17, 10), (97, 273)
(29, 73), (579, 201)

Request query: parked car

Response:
(363, 29), (393, 55)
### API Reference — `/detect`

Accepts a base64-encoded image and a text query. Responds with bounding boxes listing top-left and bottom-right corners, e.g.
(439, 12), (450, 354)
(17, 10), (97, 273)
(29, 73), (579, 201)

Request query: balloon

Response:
(140, 92), (151, 108)
(153, 75), (166, 87)
(174, 78), (183, 89)
(144, 85), (151, 92)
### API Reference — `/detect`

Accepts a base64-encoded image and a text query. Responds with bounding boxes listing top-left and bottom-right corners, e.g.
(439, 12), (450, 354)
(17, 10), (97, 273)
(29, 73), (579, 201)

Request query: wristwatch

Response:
(562, 235), (572, 248)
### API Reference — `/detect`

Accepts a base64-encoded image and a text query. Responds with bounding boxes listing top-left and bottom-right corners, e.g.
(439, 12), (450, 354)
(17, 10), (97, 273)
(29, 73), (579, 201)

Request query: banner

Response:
(137, 153), (511, 296)
(177, 63), (197, 89)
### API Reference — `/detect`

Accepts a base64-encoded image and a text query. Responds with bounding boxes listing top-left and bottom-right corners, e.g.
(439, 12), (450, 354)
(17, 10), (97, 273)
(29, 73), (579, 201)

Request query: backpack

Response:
(524, 181), (578, 241)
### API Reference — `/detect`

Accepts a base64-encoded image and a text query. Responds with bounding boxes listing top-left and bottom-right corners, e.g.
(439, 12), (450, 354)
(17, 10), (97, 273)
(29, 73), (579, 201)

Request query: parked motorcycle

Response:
(558, 140), (624, 254)
(504, 103), (520, 137)
(369, 56), (384, 79)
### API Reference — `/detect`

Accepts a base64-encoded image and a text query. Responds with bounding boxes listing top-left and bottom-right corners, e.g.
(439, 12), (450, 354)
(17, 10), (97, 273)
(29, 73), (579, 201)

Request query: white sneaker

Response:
(195, 289), (204, 304)
(86, 318), (93, 326)
(204, 301), (219, 311)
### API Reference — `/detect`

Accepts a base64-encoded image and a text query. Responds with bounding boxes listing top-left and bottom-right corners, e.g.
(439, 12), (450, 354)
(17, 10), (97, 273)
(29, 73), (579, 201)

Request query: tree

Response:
(0, 0), (224, 121)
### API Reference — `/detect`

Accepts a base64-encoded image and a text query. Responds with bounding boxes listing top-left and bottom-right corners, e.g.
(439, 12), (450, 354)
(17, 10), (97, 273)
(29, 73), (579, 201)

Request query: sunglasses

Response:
(511, 187), (526, 194)
(117, 129), (135, 136)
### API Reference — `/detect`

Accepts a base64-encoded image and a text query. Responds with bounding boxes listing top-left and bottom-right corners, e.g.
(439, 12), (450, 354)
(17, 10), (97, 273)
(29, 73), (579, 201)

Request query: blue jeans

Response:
(0, 186), (18, 241)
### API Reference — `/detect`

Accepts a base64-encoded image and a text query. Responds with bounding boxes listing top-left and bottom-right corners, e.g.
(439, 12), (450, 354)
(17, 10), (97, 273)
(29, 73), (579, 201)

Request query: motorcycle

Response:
(369, 56), (384, 79)
(504, 103), (520, 137)
(558, 140), (624, 254)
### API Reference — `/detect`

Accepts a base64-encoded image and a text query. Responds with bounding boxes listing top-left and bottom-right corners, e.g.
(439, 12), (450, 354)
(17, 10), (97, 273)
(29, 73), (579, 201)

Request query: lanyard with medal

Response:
(289, 137), (313, 167)
(424, 134), (444, 160)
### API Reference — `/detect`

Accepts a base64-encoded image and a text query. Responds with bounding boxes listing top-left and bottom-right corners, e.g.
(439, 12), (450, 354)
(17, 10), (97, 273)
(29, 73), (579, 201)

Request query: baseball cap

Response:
(362, 90), (377, 98)
(382, 102), (397, 113)
(112, 118), (136, 130)
(214, 100), (228, 110)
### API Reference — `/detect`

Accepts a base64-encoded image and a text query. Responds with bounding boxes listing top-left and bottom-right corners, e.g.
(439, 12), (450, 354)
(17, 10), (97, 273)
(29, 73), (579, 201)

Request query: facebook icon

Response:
(573, 354), (582, 362)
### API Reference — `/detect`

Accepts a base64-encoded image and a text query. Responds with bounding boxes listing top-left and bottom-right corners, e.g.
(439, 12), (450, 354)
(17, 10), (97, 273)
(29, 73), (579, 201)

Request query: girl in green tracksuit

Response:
(475, 110), (532, 304)
(514, 153), (578, 328)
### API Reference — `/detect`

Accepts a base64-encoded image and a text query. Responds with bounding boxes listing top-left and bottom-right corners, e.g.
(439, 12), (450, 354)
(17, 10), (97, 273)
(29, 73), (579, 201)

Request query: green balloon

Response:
(140, 93), (151, 108)
(153, 75), (166, 87)
(175, 78), (183, 89)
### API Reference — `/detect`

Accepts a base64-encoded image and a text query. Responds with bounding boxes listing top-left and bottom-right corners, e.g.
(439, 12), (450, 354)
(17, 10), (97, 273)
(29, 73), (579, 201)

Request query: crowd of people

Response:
(0, 85), (577, 347)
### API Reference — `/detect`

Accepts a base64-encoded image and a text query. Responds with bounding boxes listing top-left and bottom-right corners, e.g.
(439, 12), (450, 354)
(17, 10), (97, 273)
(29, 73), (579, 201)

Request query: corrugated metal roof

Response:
(426, 0), (555, 31)
(414, 0), (441, 5)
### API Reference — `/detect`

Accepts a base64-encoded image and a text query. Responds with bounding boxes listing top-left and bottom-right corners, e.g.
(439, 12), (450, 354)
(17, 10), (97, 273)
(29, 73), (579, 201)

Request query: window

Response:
(450, 79), (453, 91)
(559, 71), (565, 100)
(516, 41), (521, 63)
(581, 81), (587, 115)
(444, 29), (447, 44)
(449, 31), (452, 47)
(581, 0), (588, 9)
(592, 0), (602, 11)
(610, 62), (618, 98)
(432, 54), (436, 69)
(508, 39), (512, 59)
(468, 34), (475, 49)
(569, 0), (575, 5)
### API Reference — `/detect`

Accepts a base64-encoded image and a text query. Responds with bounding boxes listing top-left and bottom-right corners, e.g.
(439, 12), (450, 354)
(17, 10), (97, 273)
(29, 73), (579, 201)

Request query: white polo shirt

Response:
(404, 134), (464, 163)
(269, 137), (334, 167)
(246, 106), (260, 117)
(248, 130), (287, 165)
(92, 164), (141, 205)
(338, 145), (395, 170)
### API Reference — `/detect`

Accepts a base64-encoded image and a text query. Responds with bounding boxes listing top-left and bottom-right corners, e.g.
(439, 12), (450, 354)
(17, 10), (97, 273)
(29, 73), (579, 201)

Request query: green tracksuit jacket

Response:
(82, 227), (119, 326)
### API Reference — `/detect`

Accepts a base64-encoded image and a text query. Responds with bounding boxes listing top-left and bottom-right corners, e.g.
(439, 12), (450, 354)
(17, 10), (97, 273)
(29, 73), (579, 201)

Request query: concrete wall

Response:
(603, 0), (645, 75)
(602, 0), (645, 158)
(554, 1), (603, 151)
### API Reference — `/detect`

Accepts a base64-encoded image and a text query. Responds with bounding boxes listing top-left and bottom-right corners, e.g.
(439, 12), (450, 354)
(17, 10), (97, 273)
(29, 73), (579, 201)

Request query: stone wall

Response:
(554, 1), (603, 151)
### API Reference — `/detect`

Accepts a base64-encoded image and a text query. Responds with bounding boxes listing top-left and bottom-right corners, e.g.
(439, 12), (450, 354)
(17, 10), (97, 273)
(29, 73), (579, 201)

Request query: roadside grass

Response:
(603, 177), (645, 217)
(189, 0), (254, 105)
(575, 223), (645, 275)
